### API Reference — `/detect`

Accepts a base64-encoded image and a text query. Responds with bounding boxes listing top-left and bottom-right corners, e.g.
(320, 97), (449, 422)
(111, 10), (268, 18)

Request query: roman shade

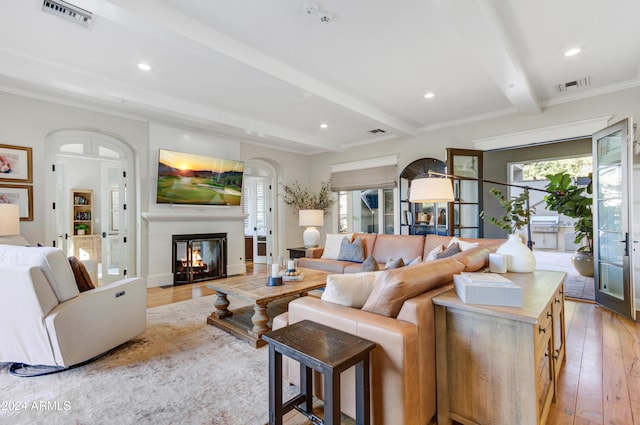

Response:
(330, 164), (397, 191)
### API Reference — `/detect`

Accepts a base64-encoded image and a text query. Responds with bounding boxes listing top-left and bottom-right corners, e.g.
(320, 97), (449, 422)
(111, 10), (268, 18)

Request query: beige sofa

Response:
(275, 234), (504, 425)
(298, 232), (503, 274)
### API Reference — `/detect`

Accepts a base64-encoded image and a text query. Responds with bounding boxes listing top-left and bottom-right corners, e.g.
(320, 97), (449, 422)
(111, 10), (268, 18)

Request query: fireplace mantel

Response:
(141, 212), (247, 222)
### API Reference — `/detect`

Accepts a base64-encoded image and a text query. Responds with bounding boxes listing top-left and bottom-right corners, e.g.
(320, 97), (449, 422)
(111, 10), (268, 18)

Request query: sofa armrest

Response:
(306, 247), (324, 258)
(45, 277), (147, 367)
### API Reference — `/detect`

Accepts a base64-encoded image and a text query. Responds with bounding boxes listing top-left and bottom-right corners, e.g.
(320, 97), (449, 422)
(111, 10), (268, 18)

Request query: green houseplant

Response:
(74, 223), (89, 235)
(544, 172), (594, 277)
(481, 187), (536, 272)
(481, 187), (534, 234)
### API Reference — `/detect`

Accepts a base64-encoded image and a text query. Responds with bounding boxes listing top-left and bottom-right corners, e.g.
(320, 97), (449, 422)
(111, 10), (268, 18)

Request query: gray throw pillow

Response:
(337, 236), (365, 263)
(361, 255), (380, 272)
(384, 257), (405, 270)
(436, 242), (461, 259)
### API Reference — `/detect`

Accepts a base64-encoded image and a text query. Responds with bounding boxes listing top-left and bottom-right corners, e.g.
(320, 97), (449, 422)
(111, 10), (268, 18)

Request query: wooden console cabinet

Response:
(433, 270), (566, 425)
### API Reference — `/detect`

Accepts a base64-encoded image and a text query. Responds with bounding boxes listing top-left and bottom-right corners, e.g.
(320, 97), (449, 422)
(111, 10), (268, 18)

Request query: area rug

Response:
(0, 296), (276, 425)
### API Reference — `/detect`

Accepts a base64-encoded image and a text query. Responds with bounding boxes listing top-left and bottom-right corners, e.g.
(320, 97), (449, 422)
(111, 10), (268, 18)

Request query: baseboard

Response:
(146, 273), (173, 288)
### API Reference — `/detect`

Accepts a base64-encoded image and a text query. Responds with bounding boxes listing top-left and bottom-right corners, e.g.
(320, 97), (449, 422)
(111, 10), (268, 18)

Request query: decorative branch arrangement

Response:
(481, 187), (535, 233)
(281, 180), (335, 214)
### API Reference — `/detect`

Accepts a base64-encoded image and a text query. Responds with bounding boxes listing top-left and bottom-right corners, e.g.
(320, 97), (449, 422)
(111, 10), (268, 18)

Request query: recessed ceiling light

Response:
(137, 63), (151, 71)
(424, 92), (435, 99)
(564, 48), (581, 57)
(320, 123), (328, 129)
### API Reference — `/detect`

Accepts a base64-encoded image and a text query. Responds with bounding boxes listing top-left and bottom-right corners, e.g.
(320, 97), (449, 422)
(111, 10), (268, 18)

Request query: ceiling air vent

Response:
(368, 129), (386, 134)
(42, 0), (94, 28)
(555, 76), (591, 94)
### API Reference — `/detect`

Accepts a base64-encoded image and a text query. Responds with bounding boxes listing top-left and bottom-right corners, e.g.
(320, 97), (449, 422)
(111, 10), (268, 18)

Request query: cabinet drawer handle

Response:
(555, 298), (561, 304)
(547, 312), (552, 318)
(539, 326), (546, 334)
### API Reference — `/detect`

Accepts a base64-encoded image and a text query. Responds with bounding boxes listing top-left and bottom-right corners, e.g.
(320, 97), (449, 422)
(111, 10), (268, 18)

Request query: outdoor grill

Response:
(530, 215), (559, 249)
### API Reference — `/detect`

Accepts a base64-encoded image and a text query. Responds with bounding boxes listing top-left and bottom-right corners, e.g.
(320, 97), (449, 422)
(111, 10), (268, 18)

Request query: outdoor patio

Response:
(533, 249), (594, 300)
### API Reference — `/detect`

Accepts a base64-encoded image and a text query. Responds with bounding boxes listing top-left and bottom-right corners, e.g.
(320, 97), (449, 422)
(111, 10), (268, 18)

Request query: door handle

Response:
(615, 232), (630, 256)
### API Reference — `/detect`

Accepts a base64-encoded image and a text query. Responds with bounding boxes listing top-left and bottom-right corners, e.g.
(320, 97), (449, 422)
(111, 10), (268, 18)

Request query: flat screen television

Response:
(156, 149), (244, 206)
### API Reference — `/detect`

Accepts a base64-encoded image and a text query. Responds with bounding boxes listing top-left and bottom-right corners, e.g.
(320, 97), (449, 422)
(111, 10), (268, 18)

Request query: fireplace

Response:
(172, 233), (227, 286)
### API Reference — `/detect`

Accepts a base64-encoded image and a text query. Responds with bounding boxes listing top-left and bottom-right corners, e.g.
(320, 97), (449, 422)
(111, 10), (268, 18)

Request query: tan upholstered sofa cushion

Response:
(362, 257), (465, 317)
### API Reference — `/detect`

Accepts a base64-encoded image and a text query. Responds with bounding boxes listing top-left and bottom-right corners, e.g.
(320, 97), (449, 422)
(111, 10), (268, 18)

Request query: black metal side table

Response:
(262, 320), (376, 425)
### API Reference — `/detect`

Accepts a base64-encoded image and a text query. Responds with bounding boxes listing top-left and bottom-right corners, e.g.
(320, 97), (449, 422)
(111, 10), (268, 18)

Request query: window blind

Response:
(330, 164), (397, 191)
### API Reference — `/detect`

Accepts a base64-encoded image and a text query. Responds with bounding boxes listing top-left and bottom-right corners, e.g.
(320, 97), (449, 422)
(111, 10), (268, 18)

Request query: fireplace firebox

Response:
(172, 233), (227, 286)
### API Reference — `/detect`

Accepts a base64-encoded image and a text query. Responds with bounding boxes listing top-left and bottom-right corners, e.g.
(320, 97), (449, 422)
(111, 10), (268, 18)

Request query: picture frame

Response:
(0, 184), (33, 221)
(0, 144), (32, 183)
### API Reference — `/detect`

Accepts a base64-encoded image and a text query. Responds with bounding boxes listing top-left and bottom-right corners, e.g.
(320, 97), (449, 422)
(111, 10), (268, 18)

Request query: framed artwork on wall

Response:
(0, 144), (32, 183)
(0, 184), (33, 221)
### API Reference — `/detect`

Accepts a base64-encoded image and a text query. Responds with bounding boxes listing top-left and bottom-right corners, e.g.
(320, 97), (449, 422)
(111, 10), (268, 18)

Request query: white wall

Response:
(144, 123), (246, 286)
(0, 92), (149, 246)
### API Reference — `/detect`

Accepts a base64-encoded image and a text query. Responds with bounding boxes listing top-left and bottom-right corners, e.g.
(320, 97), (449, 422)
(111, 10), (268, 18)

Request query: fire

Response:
(181, 249), (204, 267)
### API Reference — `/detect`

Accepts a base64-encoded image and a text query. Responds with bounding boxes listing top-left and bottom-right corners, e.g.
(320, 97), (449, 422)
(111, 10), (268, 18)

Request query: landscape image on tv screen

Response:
(156, 149), (244, 206)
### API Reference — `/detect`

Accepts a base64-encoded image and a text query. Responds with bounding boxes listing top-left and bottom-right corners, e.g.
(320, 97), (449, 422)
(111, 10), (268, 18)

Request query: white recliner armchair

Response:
(0, 245), (146, 374)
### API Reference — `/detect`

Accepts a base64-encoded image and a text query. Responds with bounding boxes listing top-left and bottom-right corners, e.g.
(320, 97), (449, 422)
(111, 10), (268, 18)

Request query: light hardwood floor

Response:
(147, 266), (640, 425)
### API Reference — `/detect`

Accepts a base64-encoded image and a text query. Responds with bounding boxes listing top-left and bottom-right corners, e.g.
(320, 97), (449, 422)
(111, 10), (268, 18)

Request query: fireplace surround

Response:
(172, 233), (227, 286)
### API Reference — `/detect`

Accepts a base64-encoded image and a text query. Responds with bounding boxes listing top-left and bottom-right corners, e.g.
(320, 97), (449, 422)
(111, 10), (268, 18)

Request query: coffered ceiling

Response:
(1, 0), (639, 154)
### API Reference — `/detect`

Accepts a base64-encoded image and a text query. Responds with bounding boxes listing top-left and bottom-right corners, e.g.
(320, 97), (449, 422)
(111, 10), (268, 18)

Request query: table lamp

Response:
(299, 209), (323, 248)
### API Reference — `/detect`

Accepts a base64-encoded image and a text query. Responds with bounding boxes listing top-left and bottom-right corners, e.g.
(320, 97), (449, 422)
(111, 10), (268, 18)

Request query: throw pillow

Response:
(67, 256), (95, 292)
(425, 245), (444, 261)
(448, 237), (479, 251)
(321, 233), (353, 260)
(337, 236), (365, 263)
(362, 258), (466, 317)
(384, 257), (405, 270)
(406, 255), (422, 266)
(321, 271), (382, 308)
(436, 242), (461, 259)
(361, 255), (380, 272)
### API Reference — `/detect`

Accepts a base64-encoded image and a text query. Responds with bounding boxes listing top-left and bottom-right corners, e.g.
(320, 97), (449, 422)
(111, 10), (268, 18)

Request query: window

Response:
(337, 188), (396, 234)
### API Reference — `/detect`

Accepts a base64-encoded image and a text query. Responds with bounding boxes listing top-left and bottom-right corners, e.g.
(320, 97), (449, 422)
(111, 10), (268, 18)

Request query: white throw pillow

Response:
(406, 255), (422, 266)
(321, 233), (353, 260)
(448, 237), (478, 251)
(321, 271), (382, 308)
(425, 245), (444, 261)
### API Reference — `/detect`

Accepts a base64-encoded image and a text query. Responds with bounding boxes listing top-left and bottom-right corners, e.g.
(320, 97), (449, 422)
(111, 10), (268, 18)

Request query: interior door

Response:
(100, 161), (129, 285)
(53, 160), (67, 250)
(244, 176), (271, 264)
(592, 118), (635, 319)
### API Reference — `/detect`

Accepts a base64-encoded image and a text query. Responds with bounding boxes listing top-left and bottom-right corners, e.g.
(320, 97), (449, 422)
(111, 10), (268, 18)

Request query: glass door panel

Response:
(593, 118), (634, 319)
(447, 149), (484, 237)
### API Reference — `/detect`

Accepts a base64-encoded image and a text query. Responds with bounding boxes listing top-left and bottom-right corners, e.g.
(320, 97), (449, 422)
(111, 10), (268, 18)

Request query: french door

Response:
(244, 176), (271, 264)
(592, 118), (635, 319)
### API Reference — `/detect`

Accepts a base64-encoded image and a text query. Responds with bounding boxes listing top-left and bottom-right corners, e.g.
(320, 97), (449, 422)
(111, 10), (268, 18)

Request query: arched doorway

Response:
(45, 130), (137, 285)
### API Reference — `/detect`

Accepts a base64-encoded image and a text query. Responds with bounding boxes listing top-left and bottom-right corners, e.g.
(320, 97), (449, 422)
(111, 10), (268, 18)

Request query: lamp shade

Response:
(409, 178), (455, 203)
(0, 203), (20, 236)
(299, 209), (324, 227)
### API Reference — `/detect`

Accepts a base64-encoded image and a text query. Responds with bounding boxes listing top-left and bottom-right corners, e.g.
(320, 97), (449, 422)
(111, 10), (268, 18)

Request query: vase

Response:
(496, 234), (536, 273)
(571, 251), (594, 277)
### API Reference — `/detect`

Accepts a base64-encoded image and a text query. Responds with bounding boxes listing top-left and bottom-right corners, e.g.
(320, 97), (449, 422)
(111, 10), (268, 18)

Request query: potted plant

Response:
(544, 172), (594, 277)
(481, 187), (537, 272)
(75, 223), (89, 236)
(281, 180), (335, 214)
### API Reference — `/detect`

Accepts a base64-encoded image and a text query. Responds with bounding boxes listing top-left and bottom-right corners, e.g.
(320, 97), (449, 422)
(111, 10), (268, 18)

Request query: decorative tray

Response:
(281, 273), (304, 281)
